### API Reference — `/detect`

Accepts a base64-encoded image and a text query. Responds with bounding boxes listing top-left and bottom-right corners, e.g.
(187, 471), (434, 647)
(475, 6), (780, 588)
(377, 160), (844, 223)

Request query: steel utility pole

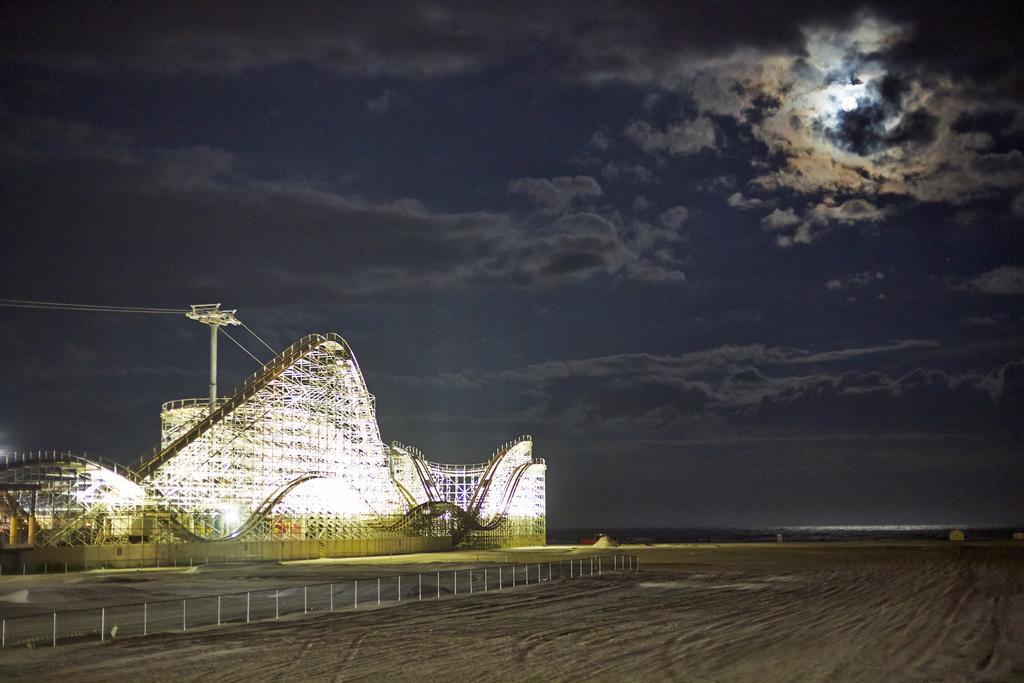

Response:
(186, 304), (241, 409)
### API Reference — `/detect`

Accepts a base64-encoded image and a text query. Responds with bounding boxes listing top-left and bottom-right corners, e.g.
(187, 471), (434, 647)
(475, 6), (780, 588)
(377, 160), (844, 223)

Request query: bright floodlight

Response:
(221, 505), (240, 528)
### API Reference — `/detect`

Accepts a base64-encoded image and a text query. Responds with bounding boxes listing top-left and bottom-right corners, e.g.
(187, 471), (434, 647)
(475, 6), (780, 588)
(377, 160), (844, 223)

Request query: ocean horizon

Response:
(546, 525), (1023, 544)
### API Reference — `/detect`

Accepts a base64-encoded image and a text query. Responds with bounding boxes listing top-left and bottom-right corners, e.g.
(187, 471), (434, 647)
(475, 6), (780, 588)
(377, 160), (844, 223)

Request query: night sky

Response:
(2, 2), (1022, 528)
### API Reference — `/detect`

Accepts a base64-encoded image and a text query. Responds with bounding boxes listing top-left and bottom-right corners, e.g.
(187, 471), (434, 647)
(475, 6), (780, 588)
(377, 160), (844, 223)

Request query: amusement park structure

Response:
(0, 324), (545, 566)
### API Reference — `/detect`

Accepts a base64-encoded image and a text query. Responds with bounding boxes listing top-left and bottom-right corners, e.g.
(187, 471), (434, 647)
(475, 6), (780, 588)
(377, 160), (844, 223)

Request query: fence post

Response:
(144, 603), (148, 636)
(419, 573), (422, 601)
(52, 612), (56, 647)
(377, 577), (380, 606)
(570, 560), (573, 578)
(275, 590), (279, 620)
(454, 570), (457, 595)
(469, 570), (473, 595)
(484, 567), (488, 591)
(499, 566), (502, 590)
(304, 586), (308, 614)
(598, 557), (602, 575)
(330, 584), (334, 612)
(182, 599), (187, 631)
(548, 562), (551, 581)
(512, 565), (516, 588)
(437, 571), (440, 599)
(354, 580), (358, 609)
(2, 618), (5, 649)
(218, 595), (222, 625)
(246, 592), (250, 623)
(398, 576), (401, 602)
(101, 607), (106, 641)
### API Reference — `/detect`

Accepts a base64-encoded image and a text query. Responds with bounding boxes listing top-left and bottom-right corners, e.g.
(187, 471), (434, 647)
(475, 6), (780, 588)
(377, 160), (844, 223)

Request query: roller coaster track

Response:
(480, 461), (534, 523)
(387, 458), (537, 540)
(388, 442), (442, 506)
(0, 451), (146, 546)
(0, 450), (142, 483)
(130, 333), (349, 479)
(0, 451), (323, 544)
(410, 453), (442, 502)
(466, 436), (532, 517)
(160, 473), (321, 542)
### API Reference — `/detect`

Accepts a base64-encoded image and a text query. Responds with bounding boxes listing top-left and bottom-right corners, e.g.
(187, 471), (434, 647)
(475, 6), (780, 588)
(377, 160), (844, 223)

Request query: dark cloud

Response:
(742, 93), (782, 125)
(883, 108), (938, 147)
(395, 339), (1020, 443)
(826, 103), (891, 156)
(1, 2), (521, 77)
(507, 175), (602, 213)
(624, 117), (718, 156)
(826, 271), (885, 292)
(876, 74), (909, 108)
(951, 110), (1018, 136)
(1, 117), (690, 294)
(366, 88), (411, 115)
(964, 266), (1024, 296)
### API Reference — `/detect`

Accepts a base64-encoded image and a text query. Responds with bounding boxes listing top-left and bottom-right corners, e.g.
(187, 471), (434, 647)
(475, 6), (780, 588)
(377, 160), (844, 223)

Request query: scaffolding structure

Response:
(0, 333), (546, 551)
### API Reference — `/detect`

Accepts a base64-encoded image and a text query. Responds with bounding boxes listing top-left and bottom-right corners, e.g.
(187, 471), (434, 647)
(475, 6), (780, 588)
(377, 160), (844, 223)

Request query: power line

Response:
(3, 297), (279, 370)
(221, 327), (266, 365)
(240, 320), (278, 355)
(0, 298), (188, 314)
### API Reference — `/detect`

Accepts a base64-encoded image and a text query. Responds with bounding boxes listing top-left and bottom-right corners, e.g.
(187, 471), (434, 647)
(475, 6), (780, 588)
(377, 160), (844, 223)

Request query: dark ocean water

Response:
(547, 525), (1022, 545)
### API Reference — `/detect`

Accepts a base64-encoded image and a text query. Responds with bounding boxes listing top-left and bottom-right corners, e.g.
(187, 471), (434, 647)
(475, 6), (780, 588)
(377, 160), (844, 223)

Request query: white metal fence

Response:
(0, 554), (638, 651)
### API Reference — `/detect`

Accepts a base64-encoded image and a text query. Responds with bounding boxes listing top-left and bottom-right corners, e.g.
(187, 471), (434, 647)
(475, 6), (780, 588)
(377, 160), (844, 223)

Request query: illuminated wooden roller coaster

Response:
(0, 334), (546, 549)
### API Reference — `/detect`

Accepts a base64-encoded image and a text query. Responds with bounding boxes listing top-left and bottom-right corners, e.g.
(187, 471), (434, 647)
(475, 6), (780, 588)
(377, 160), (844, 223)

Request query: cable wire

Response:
(221, 327), (266, 365)
(0, 298), (187, 314)
(240, 320), (278, 355)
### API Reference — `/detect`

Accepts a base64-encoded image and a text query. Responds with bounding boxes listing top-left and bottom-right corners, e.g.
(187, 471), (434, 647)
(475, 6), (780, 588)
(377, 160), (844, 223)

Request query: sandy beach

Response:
(1, 542), (1022, 682)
